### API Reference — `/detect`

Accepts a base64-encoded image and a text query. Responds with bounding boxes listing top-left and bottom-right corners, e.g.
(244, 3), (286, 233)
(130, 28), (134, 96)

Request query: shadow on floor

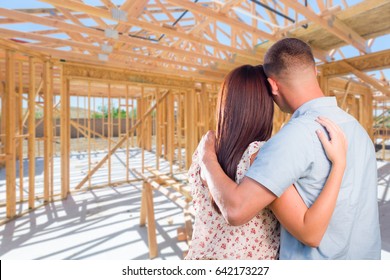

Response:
(0, 184), (187, 259)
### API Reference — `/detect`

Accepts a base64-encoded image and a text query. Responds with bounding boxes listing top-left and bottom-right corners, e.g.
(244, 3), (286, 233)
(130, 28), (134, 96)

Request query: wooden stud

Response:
(177, 93), (182, 170)
(0, 57), (5, 167)
(17, 61), (24, 202)
(108, 83), (112, 185)
(141, 87), (145, 173)
(156, 88), (161, 170)
(185, 89), (196, 169)
(144, 181), (158, 259)
(28, 57), (36, 208)
(88, 81), (91, 188)
(43, 60), (53, 202)
(167, 91), (174, 174)
(201, 82), (210, 135)
(139, 184), (147, 227)
(60, 74), (70, 199)
(125, 85), (130, 182)
(5, 50), (16, 218)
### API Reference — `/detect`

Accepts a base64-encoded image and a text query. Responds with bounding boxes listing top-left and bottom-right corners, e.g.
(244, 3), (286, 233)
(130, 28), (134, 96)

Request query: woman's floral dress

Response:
(185, 141), (280, 260)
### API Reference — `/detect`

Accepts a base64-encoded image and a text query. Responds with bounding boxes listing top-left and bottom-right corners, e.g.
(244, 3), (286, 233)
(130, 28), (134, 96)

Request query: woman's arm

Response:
(198, 131), (277, 226)
(269, 117), (348, 247)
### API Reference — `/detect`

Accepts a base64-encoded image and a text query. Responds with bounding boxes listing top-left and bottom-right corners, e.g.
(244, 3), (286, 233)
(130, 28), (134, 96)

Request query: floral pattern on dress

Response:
(185, 141), (280, 260)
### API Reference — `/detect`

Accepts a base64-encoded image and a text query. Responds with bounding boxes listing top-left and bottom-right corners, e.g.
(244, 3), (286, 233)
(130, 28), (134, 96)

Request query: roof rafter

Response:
(280, 0), (368, 53)
(0, 7), (240, 71)
(38, 0), (262, 61)
(0, 27), (226, 78)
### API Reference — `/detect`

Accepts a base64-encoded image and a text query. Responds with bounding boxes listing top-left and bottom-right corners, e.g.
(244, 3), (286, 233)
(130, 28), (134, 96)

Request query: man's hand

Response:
(197, 131), (217, 184)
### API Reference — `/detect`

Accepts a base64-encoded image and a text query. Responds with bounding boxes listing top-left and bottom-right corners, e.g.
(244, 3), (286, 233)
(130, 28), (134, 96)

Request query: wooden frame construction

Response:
(0, 0), (389, 257)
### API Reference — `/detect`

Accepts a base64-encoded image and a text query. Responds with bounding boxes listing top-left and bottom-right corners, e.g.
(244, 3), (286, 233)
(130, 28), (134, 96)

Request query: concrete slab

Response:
(0, 148), (389, 260)
(0, 183), (188, 259)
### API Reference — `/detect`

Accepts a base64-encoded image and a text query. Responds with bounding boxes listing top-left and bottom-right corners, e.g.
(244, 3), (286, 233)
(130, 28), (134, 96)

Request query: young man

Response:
(198, 38), (381, 259)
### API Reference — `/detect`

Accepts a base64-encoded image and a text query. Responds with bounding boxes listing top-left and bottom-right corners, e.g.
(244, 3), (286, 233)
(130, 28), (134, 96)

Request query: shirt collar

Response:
(291, 97), (338, 119)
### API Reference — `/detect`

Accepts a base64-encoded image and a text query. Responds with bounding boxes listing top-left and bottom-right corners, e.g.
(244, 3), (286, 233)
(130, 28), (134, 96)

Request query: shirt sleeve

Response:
(245, 119), (315, 197)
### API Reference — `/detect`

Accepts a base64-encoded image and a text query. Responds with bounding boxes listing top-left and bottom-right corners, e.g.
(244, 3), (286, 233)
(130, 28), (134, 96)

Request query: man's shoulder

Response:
(280, 115), (318, 135)
(266, 117), (316, 148)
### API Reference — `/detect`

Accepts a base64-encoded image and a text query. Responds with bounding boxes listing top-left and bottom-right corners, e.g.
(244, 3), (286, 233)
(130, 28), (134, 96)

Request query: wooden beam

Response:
(16, 62), (24, 202)
(5, 50), (16, 218)
(28, 57), (36, 209)
(319, 49), (390, 77)
(338, 61), (390, 97)
(0, 37), (46, 59)
(27, 45), (225, 82)
(167, 91), (174, 175)
(43, 60), (53, 202)
(37, 0), (264, 61)
(185, 89), (196, 169)
(165, 0), (275, 43)
(281, 0), (368, 53)
(0, 8), (238, 71)
(107, 0), (148, 50)
(60, 70), (70, 199)
(143, 181), (158, 258)
(0, 28), (227, 77)
(220, 0), (244, 13)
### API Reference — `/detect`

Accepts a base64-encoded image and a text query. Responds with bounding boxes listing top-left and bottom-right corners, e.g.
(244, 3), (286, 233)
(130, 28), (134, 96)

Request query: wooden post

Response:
(126, 85), (129, 182)
(60, 74), (70, 199)
(162, 95), (168, 160)
(28, 57), (36, 208)
(108, 84), (112, 186)
(139, 181), (158, 259)
(0, 66), (5, 166)
(136, 93), (143, 148)
(139, 183), (147, 227)
(185, 89), (196, 169)
(43, 60), (53, 202)
(167, 91), (174, 174)
(131, 97), (134, 147)
(146, 94), (152, 151)
(366, 90), (374, 141)
(17, 61), (24, 202)
(93, 97), (96, 152)
(201, 82), (209, 134)
(118, 96), (121, 145)
(155, 88), (161, 170)
(319, 72), (329, 96)
(88, 81), (91, 188)
(177, 93), (183, 170)
(141, 87), (145, 173)
(5, 50), (16, 218)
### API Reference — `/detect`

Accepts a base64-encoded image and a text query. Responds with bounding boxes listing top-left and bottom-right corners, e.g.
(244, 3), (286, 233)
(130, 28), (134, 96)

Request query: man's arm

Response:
(198, 131), (277, 226)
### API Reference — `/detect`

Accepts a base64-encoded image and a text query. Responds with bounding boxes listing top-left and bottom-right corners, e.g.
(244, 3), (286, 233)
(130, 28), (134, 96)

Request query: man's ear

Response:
(267, 77), (279, 96)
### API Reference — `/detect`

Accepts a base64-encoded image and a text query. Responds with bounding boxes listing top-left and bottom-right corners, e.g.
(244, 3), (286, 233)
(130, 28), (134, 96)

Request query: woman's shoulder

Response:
(236, 141), (266, 182)
(245, 141), (266, 157)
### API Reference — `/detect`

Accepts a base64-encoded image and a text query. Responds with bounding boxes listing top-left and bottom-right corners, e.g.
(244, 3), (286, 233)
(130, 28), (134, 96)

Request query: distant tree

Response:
(92, 105), (135, 119)
(35, 111), (43, 119)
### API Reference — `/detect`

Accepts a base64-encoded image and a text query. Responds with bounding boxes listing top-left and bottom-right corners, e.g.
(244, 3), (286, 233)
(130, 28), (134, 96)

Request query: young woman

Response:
(185, 65), (347, 260)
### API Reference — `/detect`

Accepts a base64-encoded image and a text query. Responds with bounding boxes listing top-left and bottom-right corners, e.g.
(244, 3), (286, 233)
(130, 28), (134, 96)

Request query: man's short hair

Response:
(263, 38), (315, 79)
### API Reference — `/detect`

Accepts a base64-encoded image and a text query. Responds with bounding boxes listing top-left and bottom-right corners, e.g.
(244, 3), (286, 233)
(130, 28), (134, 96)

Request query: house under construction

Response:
(0, 0), (389, 259)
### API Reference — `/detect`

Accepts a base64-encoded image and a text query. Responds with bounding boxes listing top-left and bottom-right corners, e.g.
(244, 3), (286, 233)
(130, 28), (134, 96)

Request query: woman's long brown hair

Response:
(212, 65), (274, 214)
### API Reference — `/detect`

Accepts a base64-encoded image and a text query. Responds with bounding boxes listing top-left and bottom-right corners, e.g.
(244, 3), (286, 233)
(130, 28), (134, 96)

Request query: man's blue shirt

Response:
(246, 97), (381, 259)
